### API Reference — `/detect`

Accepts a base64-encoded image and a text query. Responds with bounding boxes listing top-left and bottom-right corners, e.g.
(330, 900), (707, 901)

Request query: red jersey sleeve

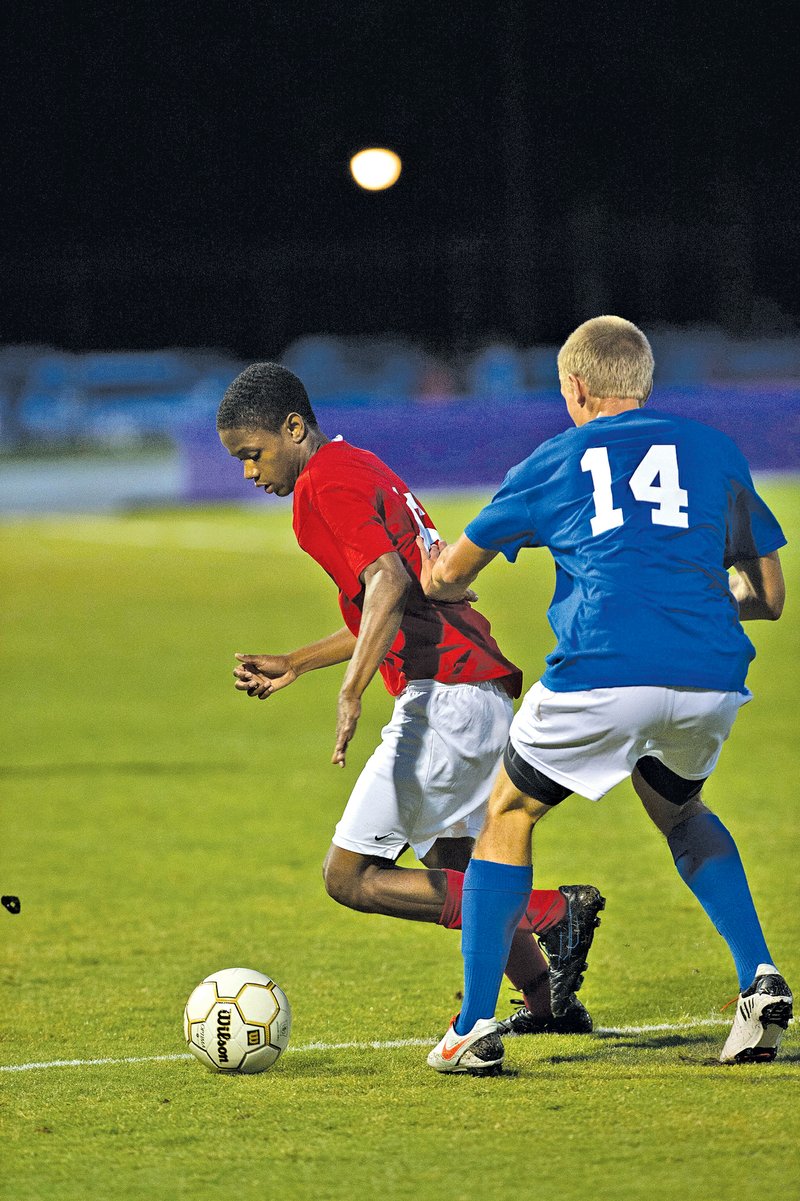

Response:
(309, 479), (396, 585)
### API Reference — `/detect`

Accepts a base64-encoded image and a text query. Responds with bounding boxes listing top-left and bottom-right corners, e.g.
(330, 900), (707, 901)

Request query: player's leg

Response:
(457, 748), (591, 1032)
(633, 689), (778, 991)
(325, 829), (583, 1030)
(431, 684), (627, 1071)
(633, 688), (792, 1060)
(456, 685), (622, 1038)
(322, 843), (451, 920)
(446, 759), (560, 1036)
(633, 761), (792, 1061)
(427, 760), (561, 1072)
(323, 836), (570, 947)
(323, 833), (578, 934)
(420, 835), (556, 1023)
(426, 820), (599, 1031)
(434, 683), (703, 1069)
(632, 758), (779, 984)
(324, 831), (569, 1025)
(322, 835), (496, 921)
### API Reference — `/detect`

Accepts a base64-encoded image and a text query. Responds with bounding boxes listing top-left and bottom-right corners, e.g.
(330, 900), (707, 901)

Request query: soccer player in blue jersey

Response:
(421, 315), (792, 1074)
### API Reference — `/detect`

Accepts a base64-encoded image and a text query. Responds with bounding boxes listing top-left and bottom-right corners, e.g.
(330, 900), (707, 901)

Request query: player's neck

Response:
(588, 397), (643, 421)
(302, 427), (331, 465)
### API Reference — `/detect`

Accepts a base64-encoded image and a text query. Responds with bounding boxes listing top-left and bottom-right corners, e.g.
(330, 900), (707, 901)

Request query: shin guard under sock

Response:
(455, 859), (533, 1035)
(668, 811), (773, 990)
(437, 869), (566, 934)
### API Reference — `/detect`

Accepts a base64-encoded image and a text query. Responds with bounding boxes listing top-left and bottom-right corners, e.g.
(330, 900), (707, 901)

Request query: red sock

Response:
(504, 931), (552, 1019)
(437, 869), (464, 929)
(519, 889), (567, 933)
(436, 869), (567, 934)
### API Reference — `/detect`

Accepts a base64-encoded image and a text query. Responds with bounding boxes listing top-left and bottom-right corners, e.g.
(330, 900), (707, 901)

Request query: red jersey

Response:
(292, 439), (522, 698)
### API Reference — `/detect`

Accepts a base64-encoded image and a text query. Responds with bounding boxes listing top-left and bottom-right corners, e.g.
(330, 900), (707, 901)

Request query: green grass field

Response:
(1, 485), (798, 1201)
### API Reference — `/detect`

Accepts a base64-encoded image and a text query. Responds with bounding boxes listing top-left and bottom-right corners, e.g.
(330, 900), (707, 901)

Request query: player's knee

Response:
(322, 857), (356, 907)
(635, 756), (706, 806)
(503, 742), (572, 809)
(322, 857), (375, 913)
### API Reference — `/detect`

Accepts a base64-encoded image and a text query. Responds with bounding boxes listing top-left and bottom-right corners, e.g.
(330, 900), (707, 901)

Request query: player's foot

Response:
(427, 1017), (504, 1076)
(497, 993), (593, 1036)
(719, 967), (793, 1064)
(538, 885), (605, 1016)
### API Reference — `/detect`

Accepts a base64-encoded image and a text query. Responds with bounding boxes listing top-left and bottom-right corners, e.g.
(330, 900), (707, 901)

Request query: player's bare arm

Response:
(730, 551), (785, 621)
(417, 533), (497, 602)
(332, 552), (411, 768)
(234, 627), (357, 699)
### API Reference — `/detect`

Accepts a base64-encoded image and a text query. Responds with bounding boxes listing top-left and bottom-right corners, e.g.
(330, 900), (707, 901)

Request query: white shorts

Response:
(509, 681), (751, 802)
(333, 679), (514, 861)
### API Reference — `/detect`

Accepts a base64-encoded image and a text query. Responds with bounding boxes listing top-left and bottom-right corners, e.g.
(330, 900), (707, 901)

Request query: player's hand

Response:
(332, 691), (361, 768)
(415, 537), (478, 603)
(233, 653), (298, 699)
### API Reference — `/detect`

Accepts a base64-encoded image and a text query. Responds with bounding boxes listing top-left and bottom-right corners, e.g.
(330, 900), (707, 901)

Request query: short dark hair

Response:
(216, 362), (318, 433)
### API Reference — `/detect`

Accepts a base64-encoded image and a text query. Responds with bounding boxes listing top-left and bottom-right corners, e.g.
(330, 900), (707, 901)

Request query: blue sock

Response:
(667, 812), (773, 990)
(455, 859), (533, 1035)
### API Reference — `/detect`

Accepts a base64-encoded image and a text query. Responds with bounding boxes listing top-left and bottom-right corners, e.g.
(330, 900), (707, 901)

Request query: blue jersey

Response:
(465, 409), (786, 693)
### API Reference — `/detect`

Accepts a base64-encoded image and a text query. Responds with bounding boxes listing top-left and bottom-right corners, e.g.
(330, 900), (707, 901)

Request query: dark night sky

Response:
(4, 1), (799, 354)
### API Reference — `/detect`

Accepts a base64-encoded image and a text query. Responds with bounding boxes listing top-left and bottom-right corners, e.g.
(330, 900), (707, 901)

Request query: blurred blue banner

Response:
(184, 385), (800, 503)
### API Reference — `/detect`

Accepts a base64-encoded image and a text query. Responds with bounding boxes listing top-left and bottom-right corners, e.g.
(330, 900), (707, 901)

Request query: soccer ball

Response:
(184, 967), (292, 1074)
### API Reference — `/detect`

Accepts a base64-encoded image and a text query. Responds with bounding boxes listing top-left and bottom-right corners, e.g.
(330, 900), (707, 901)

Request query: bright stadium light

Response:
(349, 147), (402, 191)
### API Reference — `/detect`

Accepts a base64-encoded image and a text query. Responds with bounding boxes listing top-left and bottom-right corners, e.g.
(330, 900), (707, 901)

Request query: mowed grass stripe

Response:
(27, 514), (297, 553)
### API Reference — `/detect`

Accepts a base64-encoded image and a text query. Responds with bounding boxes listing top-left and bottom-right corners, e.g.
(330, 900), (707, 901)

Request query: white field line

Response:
(4, 1016), (788, 1074)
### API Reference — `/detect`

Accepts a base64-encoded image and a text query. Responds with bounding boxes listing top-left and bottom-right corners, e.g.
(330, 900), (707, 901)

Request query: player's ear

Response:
(284, 412), (307, 442)
(566, 373), (586, 406)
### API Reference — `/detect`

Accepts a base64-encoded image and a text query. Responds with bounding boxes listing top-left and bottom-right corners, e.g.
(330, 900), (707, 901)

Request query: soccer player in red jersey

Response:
(217, 362), (605, 1034)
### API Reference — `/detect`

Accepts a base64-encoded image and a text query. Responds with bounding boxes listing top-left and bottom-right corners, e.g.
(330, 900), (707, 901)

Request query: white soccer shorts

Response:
(333, 679), (514, 861)
(508, 681), (751, 802)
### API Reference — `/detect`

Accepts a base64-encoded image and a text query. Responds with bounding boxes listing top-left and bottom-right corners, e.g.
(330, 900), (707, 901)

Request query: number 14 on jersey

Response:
(581, 444), (689, 535)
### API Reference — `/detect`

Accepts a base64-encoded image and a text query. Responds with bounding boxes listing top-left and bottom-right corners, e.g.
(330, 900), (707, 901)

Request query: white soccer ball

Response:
(184, 967), (292, 1074)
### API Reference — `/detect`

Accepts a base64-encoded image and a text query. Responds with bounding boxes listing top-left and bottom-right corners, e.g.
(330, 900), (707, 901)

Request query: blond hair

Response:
(557, 316), (654, 400)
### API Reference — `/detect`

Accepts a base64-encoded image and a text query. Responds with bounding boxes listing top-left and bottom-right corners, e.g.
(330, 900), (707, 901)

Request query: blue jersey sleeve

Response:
(465, 460), (541, 563)
(723, 453), (787, 567)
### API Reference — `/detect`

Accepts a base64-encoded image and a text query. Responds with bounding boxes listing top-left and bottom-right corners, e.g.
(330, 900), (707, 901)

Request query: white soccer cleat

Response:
(719, 965), (793, 1064)
(427, 1016), (504, 1076)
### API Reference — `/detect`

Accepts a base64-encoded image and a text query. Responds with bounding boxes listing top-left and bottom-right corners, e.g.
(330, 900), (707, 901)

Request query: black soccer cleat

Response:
(719, 970), (793, 1063)
(537, 885), (605, 1016)
(497, 993), (593, 1037)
